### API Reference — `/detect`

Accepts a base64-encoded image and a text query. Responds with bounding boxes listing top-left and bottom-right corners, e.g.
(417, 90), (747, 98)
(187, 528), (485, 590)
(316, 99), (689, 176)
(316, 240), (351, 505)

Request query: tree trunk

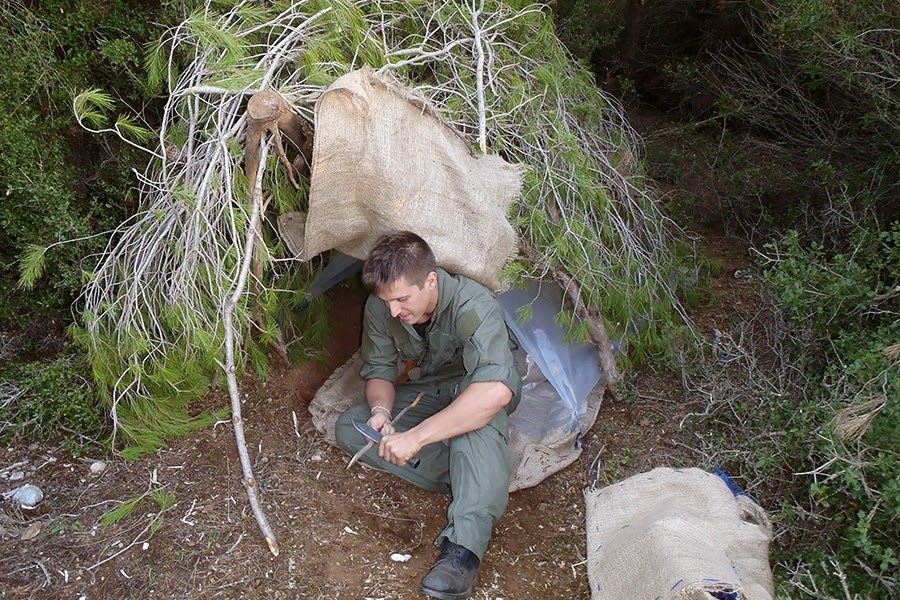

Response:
(622, 0), (644, 78)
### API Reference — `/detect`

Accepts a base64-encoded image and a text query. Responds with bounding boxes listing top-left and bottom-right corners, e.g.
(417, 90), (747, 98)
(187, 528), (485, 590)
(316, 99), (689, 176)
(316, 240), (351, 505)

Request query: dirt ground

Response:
(0, 233), (757, 600)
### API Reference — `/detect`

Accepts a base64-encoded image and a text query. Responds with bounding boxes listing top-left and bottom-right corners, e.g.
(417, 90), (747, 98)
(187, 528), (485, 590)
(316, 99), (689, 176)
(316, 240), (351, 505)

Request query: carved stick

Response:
(346, 392), (424, 469)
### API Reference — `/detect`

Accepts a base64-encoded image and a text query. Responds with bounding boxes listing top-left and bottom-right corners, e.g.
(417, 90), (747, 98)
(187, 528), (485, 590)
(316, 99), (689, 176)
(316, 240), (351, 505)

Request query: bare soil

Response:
(0, 234), (757, 600)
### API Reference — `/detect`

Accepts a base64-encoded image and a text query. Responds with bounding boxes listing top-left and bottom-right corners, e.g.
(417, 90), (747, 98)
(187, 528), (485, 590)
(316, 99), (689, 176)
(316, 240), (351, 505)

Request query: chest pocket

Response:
(423, 331), (462, 372)
(394, 336), (424, 362)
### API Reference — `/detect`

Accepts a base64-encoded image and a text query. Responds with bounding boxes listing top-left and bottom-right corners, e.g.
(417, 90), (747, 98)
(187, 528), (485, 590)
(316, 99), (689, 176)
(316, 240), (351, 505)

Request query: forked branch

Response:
(222, 134), (279, 556)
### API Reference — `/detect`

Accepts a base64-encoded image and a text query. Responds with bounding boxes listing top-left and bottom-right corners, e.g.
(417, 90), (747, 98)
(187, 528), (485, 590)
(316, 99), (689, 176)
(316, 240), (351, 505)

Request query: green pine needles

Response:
(73, 0), (699, 455)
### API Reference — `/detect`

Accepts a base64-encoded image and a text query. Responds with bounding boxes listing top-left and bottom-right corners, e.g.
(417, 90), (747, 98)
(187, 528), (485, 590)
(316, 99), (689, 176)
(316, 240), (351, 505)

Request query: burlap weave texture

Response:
(584, 467), (774, 600)
(304, 68), (521, 291)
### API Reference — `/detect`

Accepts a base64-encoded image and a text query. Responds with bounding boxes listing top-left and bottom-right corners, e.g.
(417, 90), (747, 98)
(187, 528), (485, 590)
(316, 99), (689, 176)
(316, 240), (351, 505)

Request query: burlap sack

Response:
(584, 467), (774, 600)
(303, 68), (521, 291)
(308, 351), (604, 492)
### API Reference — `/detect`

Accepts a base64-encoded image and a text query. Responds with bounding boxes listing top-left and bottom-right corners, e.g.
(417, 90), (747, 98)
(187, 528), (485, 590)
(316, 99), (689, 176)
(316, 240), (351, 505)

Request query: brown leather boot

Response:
(420, 540), (480, 599)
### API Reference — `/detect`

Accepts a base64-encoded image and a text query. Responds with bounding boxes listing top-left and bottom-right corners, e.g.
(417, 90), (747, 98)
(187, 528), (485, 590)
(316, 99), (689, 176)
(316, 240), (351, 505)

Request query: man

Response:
(335, 231), (522, 600)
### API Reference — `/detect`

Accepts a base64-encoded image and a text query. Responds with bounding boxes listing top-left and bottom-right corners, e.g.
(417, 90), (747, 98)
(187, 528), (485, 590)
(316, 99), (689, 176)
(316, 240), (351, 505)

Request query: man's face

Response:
(376, 271), (438, 325)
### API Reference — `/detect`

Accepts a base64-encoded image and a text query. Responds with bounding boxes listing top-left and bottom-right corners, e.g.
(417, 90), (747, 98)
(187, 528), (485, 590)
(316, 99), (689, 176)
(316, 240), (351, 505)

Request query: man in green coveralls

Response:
(335, 231), (522, 600)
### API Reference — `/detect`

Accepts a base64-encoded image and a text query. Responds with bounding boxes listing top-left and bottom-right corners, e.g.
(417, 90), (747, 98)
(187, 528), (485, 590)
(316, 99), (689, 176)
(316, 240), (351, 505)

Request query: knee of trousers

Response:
(334, 403), (370, 454)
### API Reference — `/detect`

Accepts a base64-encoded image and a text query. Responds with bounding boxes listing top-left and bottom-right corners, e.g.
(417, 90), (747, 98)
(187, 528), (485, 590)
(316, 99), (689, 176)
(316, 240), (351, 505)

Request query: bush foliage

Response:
(555, 1), (898, 595)
(0, 355), (104, 451)
(0, 1), (193, 441)
(0, 1), (173, 316)
(758, 223), (899, 595)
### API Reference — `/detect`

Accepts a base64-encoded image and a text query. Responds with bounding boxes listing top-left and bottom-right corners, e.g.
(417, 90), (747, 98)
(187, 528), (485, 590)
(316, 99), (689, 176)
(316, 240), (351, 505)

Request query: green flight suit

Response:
(335, 268), (522, 559)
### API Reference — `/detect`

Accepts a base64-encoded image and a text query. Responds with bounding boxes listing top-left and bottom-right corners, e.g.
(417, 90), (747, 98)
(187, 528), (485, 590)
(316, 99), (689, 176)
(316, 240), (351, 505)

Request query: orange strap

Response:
(394, 359), (418, 385)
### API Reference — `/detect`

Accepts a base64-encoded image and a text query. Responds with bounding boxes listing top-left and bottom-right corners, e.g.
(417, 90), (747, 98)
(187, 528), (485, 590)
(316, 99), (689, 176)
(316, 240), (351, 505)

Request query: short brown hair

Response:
(362, 231), (436, 294)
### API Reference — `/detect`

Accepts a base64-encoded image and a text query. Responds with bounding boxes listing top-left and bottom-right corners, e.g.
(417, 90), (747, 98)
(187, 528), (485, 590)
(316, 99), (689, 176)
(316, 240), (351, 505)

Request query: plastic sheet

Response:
(308, 252), (362, 298)
(498, 281), (601, 435)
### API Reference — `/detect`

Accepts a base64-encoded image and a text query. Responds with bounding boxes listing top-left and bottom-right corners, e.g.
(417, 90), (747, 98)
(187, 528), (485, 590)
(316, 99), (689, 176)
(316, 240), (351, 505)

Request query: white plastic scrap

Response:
(5, 484), (44, 508)
(390, 553), (412, 562)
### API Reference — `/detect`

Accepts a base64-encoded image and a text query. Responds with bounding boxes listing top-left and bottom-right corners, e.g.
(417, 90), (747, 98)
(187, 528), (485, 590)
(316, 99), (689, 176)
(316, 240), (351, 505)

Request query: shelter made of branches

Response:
(74, 0), (697, 455)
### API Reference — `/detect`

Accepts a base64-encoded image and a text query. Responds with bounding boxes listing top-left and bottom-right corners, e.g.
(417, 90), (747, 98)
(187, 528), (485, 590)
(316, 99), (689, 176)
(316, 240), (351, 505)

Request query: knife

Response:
(351, 419), (421, 468)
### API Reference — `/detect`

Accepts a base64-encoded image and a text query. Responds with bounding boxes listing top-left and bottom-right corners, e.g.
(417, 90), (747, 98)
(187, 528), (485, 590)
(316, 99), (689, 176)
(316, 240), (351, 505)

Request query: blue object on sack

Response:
(713, 465), (748, 497)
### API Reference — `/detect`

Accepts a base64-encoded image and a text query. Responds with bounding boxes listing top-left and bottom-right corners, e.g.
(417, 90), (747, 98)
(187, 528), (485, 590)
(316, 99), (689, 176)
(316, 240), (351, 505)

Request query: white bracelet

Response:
(370, 405), (392, 418)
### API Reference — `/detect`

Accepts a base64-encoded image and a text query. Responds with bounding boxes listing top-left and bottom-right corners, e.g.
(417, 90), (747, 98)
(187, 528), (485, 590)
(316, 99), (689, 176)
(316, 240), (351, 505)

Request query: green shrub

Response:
(0, 0), (179, 320)
(764, 226), (899, 340)
(0, 355), (104, 449)
(759, 221), (899, 595)
(0, 0), (214, 454)
(555, 0), (625, 66)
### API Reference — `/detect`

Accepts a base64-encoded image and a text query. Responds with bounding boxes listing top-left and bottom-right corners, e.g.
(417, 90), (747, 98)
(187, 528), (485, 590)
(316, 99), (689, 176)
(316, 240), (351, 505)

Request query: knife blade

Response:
(351, 419), (420, 468)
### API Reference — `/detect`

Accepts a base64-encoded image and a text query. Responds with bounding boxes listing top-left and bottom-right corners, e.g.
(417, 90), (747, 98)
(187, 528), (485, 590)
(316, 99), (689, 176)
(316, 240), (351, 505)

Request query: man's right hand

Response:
(367, 411), (395, 435)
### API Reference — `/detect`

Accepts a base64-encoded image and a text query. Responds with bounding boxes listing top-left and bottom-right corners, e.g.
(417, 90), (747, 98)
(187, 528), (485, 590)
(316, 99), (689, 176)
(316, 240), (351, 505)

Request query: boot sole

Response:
(419, 584), (472, 600)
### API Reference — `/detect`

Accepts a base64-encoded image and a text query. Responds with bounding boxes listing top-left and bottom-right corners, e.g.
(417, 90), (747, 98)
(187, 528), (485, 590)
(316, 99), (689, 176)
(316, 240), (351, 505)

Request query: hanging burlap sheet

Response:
(309, 350), (603, 492)
(584, 467), (774, 600)
(302, 67), (521, 292)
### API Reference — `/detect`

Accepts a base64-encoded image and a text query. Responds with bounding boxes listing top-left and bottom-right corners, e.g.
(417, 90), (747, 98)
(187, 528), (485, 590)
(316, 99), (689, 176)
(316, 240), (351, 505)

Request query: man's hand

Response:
(379, 429), (423, 467)
(367, 411), (395, 435)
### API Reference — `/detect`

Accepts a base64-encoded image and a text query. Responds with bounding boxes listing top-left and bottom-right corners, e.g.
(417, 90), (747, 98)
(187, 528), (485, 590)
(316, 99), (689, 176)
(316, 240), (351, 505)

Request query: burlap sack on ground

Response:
(584, 467), (774, 600)
(308, 351), (604, 492)
(303, 68), (521, 291)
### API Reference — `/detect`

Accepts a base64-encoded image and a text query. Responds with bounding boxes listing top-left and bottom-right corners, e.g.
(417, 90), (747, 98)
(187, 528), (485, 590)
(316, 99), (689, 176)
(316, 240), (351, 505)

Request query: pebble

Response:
(89, 461), (108, 476)
(21, 521), (42, 541)
(7, 484), (44, 508)
(390, 553), (412, 562)
(8, 471), (25, 481)
(310, 453), (323, 462)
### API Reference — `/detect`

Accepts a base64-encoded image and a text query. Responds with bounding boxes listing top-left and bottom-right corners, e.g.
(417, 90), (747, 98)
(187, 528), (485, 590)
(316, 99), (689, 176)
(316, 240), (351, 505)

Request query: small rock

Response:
(8, 471), (25, 481)
(21, 521), (42, 541)
(8, 484), (43, 508)
(390, 553), (412, 562)
(310, 453), (323, 462)
(89, 461), (107, 476)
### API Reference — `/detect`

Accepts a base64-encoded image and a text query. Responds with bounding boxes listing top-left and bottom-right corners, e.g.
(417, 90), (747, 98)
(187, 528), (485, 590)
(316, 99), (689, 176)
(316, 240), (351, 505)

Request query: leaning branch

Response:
(471, 0), (487, 154)
(222, 136), (279, 556)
